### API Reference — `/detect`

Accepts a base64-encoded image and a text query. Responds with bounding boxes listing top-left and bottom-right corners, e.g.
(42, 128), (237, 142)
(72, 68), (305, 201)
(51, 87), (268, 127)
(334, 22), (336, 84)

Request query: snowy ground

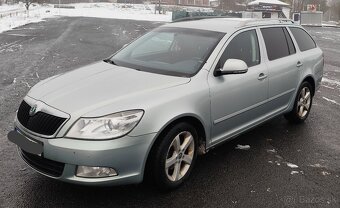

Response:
(0, 4), (19, 13)
(0, 3), (172, 33)
(0, 4), (51, 33)
(55, 3), (172, 22)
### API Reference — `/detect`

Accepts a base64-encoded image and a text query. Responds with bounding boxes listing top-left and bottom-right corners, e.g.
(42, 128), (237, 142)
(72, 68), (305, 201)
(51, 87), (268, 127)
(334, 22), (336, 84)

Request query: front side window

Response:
(289, 27), (316, 52)
(217, 29), (260, 69)
(111, 27), (224, 77)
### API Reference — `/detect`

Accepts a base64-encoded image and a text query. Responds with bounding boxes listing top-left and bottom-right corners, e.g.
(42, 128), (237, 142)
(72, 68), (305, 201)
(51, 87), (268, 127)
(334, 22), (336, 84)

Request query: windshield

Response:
(111, 27), (224, 77)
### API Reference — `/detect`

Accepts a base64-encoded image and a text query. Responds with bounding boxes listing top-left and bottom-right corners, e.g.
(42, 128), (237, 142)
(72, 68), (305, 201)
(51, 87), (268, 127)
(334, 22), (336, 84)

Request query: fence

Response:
(0, 10), (28, 19)
(172, 10), (242, 21)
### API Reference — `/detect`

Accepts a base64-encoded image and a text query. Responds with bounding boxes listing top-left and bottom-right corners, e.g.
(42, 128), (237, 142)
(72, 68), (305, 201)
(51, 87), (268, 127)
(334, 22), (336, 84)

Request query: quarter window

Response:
(217, 29), (260, 68)
(289, 27), (316, 51)
(283, 28), (296, 55)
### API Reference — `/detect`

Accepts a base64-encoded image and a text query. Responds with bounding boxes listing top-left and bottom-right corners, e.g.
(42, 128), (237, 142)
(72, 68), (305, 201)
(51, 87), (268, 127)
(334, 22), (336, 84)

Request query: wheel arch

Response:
(287, 75), (316, 113)
(302, 75), (316, 96)
(142, 114), (208, 181)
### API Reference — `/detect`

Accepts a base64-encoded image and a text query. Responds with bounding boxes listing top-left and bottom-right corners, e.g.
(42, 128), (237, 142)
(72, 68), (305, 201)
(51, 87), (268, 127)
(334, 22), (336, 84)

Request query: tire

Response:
(145, 122), (198, 191)
(284, 81), (313, 124)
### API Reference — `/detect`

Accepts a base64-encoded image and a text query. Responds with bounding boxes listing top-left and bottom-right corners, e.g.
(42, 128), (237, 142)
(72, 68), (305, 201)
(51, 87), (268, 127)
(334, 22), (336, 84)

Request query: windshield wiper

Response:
(103, 59), (117, 65)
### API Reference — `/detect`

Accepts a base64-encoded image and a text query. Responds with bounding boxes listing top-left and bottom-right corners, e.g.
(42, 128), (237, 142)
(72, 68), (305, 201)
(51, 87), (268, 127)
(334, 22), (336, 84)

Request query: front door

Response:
(208, 28), (268, 144)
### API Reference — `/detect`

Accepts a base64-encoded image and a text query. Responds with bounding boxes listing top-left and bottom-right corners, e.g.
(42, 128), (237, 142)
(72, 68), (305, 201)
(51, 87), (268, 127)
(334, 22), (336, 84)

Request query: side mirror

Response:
(214, 59), (248, 76)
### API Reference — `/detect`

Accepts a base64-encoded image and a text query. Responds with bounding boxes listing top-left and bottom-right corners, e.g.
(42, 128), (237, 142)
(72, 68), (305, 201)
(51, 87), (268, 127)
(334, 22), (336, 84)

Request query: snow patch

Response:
(266, 149), (276, 153)
(322, 97), (340, 106)
(21, 81), (31, 88)
(286, 162), (298, 168)
(53, 3), (172, 22)
(1, 3), (172, 34)
(322, 77), (340, 86)
(275, 155), (283, 159)
(321, 171), (330, 176)
(235, 144), (250, 150)
(308, 163), (323, 168)
(290, 171), (299, 175)
(321, 85), (335, 90)
(0, 6), (51, 33)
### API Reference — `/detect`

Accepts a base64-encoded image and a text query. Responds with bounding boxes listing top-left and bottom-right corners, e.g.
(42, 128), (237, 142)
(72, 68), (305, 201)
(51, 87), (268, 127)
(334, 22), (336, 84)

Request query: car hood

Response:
(28, 62), (190, 115)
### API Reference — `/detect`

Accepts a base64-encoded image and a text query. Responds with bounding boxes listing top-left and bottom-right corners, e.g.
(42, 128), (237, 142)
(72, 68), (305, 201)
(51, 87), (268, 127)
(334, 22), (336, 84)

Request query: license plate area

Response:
(8, 129), (43, 155)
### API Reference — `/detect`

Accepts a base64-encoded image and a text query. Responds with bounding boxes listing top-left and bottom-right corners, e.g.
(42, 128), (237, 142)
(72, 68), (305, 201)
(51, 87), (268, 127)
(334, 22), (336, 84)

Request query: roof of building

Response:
(247, 0), (289, 6)
(164, 18), (294, 33)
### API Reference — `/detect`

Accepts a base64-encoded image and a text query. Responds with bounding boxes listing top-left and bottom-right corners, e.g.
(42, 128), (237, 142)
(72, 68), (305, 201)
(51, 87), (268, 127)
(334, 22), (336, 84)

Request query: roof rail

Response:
(172, 15), (237, 23)
(171, 17), (295, 26)
(244, 18), (294, 26)
(277, 19), (294, 24)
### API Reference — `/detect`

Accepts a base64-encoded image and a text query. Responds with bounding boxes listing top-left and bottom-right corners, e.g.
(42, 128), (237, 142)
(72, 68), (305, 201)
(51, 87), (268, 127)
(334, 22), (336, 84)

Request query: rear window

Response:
(261, 27), (290, 61)
(289, 27), (316, 52)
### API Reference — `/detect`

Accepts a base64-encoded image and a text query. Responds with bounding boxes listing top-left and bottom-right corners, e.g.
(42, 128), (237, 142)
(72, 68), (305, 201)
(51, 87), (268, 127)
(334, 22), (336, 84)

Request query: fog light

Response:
(76, 166), (118, 178)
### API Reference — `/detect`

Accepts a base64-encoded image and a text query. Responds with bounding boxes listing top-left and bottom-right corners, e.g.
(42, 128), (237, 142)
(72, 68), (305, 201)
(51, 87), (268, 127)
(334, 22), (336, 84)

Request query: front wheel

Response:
(146, 122), (198, 191)
(284, 81), (313, 124)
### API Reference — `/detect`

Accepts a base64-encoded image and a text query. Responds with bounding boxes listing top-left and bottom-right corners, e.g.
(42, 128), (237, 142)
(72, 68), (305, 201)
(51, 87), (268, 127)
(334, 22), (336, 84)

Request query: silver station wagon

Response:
(8, 18), (324, 190)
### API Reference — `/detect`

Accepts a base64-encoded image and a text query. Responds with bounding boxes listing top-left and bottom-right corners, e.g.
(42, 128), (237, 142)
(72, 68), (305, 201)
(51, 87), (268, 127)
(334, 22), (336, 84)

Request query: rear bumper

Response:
(12, 126), (157, 186)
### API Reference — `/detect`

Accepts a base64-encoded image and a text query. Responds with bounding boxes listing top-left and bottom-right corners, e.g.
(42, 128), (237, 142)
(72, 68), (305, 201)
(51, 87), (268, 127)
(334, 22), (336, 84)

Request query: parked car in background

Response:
(8, 18), (324, 190)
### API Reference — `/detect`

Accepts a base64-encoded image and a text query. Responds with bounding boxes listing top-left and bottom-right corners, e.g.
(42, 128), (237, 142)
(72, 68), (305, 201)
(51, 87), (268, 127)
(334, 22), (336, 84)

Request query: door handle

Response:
(258, 73), (267, 80)
(296, 61), (303, 67)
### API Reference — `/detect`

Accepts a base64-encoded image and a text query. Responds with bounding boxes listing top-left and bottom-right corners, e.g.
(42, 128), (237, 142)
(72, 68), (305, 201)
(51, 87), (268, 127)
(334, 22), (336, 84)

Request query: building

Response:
(178, 0), (209, 7)
(245, 0), (290, 19)
(157, 0), (209, 7)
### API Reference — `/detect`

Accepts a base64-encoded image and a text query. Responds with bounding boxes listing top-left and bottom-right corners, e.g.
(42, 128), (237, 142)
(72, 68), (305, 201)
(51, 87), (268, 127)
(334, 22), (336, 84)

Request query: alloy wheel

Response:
(297, 87), (311, 118)
(165, 131), (195, 182)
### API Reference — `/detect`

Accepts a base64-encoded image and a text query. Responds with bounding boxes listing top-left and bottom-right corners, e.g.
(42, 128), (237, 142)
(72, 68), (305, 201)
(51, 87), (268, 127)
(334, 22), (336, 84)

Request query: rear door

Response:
(260, 26), (299, 115)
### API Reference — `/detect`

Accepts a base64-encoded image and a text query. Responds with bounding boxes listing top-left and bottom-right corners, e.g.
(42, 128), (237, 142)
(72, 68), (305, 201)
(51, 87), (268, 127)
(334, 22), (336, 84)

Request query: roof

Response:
(247, 0), (289, 6)
(164, 18), (294, 33)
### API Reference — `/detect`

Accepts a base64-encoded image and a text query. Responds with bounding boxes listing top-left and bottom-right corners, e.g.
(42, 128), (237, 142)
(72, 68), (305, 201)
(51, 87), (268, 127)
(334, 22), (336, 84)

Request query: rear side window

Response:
(261, 27), (291, 61)
(289, 27), (316, 51)
(217, 29), (260, 68)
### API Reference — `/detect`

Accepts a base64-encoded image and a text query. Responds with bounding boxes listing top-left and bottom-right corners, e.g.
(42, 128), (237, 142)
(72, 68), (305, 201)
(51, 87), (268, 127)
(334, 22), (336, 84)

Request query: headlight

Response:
(66, 110), (144, 140)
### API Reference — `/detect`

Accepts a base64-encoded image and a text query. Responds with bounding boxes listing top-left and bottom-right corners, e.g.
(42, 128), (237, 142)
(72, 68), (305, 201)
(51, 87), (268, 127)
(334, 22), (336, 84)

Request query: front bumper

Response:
(11, 126), (157, 186)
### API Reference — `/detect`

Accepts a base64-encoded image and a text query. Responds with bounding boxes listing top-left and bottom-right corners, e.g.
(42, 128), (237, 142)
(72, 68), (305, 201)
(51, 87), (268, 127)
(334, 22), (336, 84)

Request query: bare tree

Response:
(328, 0), (340, 20)
(291, 0), (329, 12)
(25, 0), (33, 11)
(219, 0), (247, 11)
(24, 0), (44, 16)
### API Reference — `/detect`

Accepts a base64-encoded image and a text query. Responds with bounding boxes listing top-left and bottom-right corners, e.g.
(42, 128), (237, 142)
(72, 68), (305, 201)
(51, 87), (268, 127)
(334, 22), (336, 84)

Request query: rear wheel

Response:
(146, 122), (198, 191)
(284, 81), (313, 123)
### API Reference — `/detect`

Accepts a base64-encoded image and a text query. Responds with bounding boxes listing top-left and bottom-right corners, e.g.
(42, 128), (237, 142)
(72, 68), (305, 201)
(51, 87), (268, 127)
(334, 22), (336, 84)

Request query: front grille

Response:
(20, 149), (65, 177)
(17, 101), (66, 136)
